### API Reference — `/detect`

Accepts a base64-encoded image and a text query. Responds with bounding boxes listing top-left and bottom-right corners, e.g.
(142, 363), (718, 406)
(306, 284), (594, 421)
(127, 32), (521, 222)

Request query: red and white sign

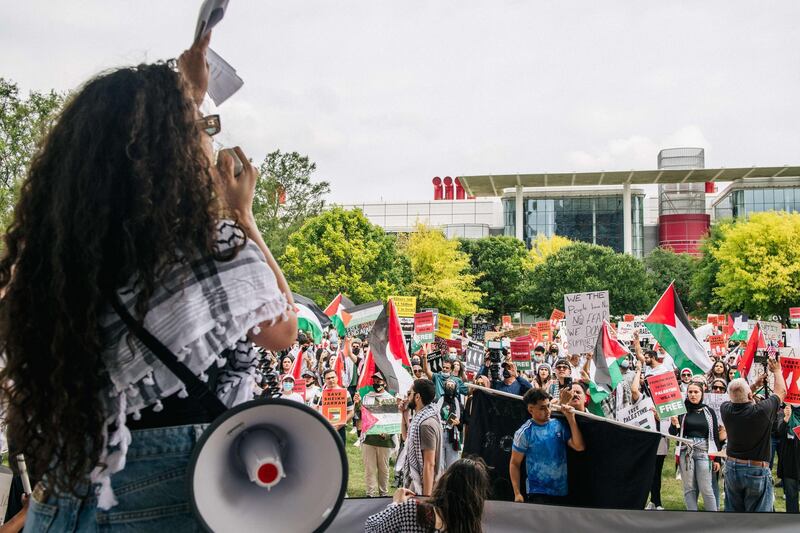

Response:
(549, 309), (565, 329)
(623, 314), (635, 322)
(501, 315), (512, 330)
(790, 307), (800, 324)
(781, 352), (800, 406)
(708, 334), (727, 358)
(536, 321), (551, 343)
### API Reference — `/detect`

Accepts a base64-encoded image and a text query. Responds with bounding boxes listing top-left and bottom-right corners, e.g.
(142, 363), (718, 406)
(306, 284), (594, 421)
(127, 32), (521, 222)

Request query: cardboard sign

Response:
(501, 315), (512, 330)
(781, 352), (800, 406)
(647, 372), (687, 418)
(616, 397), (656, 431)
(321, 388), (348, 424)
(749, 320), (781, 343)
(536, 321), (551, 343)
(414, 311), (435, 343)
(510, 340), (532, 371)
(708, 334), (727, 358)
(435, 314), (456, 340)
(549, 309), (565, 329)
(616, 321), (636, 342)
(465, 341), (484, 373)
(564, 291), (610, 355)
(362, 403), (402, 435)
(389, 296), (417, 318)
(623, 314), (635, 322)
(790, 307), (800, 325)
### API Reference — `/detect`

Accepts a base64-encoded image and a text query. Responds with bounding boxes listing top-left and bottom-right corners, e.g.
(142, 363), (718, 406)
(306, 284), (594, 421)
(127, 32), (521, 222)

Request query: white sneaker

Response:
(645, 502), (655, 510)
(656, 506), (664, 510)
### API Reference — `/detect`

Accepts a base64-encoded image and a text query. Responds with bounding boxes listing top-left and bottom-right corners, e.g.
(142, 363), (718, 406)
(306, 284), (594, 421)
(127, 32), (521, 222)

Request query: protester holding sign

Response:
(722, 357), (786, 512)
(355, 372), (397, 498)
(669, 383), (725, 511)
(510, 389), (585, 504)
(313, 369), (355, 443)
(421, 347), (468, 399)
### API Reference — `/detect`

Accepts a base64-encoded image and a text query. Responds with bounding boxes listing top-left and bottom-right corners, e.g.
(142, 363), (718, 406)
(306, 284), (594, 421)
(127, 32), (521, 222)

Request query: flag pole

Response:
(466, 383), (696, 447)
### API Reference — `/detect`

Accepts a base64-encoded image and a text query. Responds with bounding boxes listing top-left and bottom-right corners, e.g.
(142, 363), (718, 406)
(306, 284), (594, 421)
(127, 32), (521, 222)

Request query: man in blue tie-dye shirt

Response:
(509, 388), (585, 504)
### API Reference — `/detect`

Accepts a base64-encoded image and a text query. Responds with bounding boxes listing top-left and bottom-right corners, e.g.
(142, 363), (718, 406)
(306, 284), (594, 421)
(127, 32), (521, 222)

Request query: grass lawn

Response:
(344, 425), (788, 512)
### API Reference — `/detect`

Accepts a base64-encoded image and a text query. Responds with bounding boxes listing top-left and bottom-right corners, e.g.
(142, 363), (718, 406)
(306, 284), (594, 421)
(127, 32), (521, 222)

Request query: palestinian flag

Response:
(644, 282), (712, 375)
(724, 314), (736, 339)
(324, 293), (353, 337)
(356, 348), (378, 397)
(587, 320), (630, 407)
(293, 293), (331, 344)
(367, 300), (414, 396)
(738, 322), (765, 378)
(289, 346), (307, 380)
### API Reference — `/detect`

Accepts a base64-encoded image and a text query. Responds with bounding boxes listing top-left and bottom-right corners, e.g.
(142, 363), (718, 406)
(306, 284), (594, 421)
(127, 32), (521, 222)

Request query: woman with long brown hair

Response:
(365, 457), (490, 533)
(0, 33), (297, 530)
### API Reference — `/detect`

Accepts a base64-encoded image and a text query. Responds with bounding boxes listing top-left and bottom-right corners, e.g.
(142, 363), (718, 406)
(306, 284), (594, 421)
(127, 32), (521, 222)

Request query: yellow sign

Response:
(435, 314), (455, 340)
(389, 296), (417, 318)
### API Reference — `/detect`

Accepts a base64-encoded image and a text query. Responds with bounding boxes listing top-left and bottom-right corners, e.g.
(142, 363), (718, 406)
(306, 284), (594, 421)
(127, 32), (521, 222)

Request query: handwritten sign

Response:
(749, 320), (781, 343)
(647, 373), (686, 418)
(414, 311), (435, 343)
(435, 314), (455, 340)
(564, 291), (610, 355)
(321, 388), (348, 424)
(510, 340), (532, 371)
(616, 321), (636, 342)
(616, 397), (656, 431)
(704, 392), (729, 423)
(389, 296), (417, 318)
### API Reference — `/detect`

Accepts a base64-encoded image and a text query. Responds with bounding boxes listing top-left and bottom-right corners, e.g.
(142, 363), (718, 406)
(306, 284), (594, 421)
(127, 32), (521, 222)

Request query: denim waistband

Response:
(126, 424), (209, 460)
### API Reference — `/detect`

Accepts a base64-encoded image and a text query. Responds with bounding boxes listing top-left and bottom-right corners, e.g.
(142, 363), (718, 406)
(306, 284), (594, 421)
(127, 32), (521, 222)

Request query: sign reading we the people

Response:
(647, 372), (687, 418)
(321, 388), (348, 424)
(389, 296), (417, 318)
(564, 290), (609, 355)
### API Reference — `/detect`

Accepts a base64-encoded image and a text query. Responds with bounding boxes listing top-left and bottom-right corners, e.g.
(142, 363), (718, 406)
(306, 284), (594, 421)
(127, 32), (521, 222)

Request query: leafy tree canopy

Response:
(644, 247), (699, 313)
(459, 236), (527, 318)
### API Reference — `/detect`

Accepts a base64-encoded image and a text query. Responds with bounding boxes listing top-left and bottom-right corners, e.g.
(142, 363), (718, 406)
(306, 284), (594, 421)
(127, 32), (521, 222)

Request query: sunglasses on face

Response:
(197, 114), (221, 136)
(712, 386), (726, 392)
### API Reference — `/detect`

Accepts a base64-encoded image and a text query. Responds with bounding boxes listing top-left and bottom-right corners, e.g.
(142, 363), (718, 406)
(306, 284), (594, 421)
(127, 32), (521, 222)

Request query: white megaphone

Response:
(188, 397), (348, 532)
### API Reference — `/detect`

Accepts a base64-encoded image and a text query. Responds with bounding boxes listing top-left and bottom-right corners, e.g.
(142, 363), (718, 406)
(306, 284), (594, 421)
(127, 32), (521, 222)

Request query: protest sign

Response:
(704, 392), (729, 423)
(707, 314), (724, 327)
(564, 291), (609, 355)
(647, 372), (687, 418)
(501, 315), (512, 330)
(435, 314), (455, 340)
(292, 379), (307, 401)
(616, 321), (636, 342)
(453, 319), (461, 336)
(549, 309), (565, 329)
(362, 403), (402, 435)
(465, 341), (484, 373)
(781, 351), (800, 406)
(389, 296), (417, 318)
(536, 321), (551, 343)
(632, 318), (653, 342)
(785, 329), (800, 349)
(708, 334), (727, 358)
(472, 322), (494, 342)
(749, 320), (781, 343)
(510, 340), (532, 372)
(616, 397), (657, 431)
(414, 311), (435, 343)
(399, 317), (415, 338)
(790, 307), (800, 325)
(321, 388), (348, 424)
(446, 338), (463, 354)
(427, 350), (444, 373)
(345, 301), (384, 337)
(623, 314), (635, 322)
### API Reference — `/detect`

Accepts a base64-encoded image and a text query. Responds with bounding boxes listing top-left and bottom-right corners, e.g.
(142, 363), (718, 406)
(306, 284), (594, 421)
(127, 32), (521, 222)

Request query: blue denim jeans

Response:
(723, 461), (774, 512)
(24, 424), (207, 532)
(679, 441), (717, 511)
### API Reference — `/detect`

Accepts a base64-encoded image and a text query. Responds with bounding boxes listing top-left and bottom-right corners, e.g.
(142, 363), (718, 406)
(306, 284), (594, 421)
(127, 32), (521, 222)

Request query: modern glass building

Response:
(712, 177), (800, 220)
(502, 189), (645, 257)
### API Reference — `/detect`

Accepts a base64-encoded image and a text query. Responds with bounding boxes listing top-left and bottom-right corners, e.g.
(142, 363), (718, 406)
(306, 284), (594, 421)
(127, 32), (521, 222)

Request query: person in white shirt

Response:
(279, 376), (304, 403)
(303, 370), (321, 408)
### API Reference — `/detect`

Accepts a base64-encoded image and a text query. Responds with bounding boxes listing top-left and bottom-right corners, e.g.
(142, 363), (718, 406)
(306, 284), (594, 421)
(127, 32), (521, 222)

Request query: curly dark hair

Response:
(0, 62), (224, 495)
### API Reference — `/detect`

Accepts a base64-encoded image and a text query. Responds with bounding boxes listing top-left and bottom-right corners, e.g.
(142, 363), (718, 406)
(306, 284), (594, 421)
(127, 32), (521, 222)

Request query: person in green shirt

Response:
(420, 347), (468, 399)
(354, 372), (397, 497)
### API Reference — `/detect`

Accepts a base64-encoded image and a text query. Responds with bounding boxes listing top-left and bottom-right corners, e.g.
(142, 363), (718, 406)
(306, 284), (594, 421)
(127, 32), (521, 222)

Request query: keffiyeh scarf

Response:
(91, 220), (292, 509)
(403, 403), (443, 494)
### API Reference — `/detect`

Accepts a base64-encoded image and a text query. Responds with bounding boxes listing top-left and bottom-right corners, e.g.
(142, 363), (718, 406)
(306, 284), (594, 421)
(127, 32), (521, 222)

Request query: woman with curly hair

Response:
(0, 33), (297, 530)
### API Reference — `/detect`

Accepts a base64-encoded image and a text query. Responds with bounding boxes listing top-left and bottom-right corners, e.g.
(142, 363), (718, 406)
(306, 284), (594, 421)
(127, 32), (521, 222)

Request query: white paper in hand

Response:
(207, 48), (243, 106)
(194, 0), (230, 41)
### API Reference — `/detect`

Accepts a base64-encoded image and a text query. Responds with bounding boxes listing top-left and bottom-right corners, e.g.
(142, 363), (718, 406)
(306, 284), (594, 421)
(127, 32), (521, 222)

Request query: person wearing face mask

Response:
(421, 347), (468, 399)
(354, 372), (397, 497)
(279, 376), (305, 404)
(436, 378), (465, 469)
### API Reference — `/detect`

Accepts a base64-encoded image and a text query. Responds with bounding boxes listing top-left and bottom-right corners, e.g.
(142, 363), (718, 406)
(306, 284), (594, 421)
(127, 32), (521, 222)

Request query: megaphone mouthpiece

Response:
(239, 428), (285, 490)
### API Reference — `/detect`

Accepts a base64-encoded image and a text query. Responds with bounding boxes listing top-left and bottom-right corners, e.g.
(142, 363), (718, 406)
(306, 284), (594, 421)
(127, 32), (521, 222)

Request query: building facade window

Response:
(715, 186), (800, 220)
(502, 194), (644, 257)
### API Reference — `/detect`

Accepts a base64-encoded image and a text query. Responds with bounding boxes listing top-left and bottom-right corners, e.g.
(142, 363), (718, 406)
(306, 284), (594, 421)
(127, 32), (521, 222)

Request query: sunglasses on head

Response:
(196, 114), (221, 136)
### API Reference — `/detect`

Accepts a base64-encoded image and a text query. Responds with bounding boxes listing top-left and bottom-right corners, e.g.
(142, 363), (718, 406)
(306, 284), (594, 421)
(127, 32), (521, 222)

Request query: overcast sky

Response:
(3, 1), (799, 203)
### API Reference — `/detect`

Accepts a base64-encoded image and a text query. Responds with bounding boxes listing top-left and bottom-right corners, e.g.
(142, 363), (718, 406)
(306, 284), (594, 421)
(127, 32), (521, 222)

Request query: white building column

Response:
(622, 182), (632, 255)
(515, 185), (524, 242)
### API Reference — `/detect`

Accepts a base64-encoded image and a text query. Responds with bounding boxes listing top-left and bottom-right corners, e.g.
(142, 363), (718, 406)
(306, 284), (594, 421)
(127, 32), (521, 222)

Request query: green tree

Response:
(711, 211), (800, 319)
(519, 242), (656, 316)
(281, 207), (409, 305)
(399, 224), (482, 317)
(252, 150), (330, 259)
(0, 78), (65, 232)
(524, 233), (574, 270)
(644, 247), (699, 313)
(690, 221), (731, 314)
(459, 236), (527, 318)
